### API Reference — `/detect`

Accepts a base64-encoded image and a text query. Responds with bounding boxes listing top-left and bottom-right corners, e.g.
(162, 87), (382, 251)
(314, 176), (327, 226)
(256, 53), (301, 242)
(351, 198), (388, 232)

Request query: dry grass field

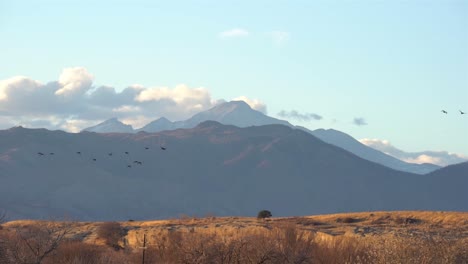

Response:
(1, 211), (467, 263)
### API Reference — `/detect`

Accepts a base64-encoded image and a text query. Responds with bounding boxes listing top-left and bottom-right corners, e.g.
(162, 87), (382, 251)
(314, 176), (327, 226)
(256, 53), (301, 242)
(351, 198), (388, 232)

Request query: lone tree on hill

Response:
(257, 210), (272, 219)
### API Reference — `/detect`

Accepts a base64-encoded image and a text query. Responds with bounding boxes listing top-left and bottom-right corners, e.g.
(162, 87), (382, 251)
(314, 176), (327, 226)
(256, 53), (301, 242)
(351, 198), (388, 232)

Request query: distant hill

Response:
(427, 161), (468, 177)
(0, 123), (465, 221)
(82, 101), (439, 174)
(309, 128), (440, 174)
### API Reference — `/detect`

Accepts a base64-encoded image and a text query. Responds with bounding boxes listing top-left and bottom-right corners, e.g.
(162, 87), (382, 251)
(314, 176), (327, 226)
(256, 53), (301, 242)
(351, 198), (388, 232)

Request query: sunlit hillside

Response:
(1, 211), (467, 263)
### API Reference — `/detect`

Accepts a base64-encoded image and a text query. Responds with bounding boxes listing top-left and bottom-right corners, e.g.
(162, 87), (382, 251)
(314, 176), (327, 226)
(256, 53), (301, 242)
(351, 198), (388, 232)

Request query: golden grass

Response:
(2, 211), (467, 263)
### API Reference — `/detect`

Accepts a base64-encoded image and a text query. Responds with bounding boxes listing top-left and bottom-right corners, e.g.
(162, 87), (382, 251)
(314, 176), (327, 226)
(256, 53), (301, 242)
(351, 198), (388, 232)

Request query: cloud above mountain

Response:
(0, 67), (265, 132)
(359, 138), (468, 166)
(277, 110), (322, 121)
(232, 96), (267, 113)
(353, 117), (368, 126)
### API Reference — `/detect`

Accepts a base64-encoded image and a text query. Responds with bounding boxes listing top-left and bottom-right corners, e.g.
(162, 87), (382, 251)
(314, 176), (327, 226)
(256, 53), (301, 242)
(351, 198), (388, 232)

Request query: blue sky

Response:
(0, 0), (467, 157)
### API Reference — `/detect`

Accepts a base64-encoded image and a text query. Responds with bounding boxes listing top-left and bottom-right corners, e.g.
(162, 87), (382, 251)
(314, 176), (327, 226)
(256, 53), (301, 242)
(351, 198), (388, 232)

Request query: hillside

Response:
(2, 211), (466, 264)
(0, 122), (466, 221)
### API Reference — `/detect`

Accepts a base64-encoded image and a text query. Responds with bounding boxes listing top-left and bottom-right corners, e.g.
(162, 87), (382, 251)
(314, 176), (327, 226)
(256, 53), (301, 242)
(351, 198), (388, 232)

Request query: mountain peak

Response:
(209, 100), (253, 115)
(82, 118), (134, 133)
(103, 117), (121, 123)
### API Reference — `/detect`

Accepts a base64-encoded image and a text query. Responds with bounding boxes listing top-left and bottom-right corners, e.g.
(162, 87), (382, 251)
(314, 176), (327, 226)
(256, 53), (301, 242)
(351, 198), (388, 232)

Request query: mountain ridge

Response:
(80, 101), (440, 174)
(0, 122), (466, 221)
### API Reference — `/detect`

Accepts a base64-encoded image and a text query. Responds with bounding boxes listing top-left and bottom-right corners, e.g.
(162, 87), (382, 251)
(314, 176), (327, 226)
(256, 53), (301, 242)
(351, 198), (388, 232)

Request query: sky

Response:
(0, 0), (467, 159)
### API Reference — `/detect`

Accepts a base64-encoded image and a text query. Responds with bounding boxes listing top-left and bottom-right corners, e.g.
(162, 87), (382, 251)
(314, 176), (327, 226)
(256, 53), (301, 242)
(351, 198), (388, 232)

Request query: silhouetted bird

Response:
(50, 153), (54, 155)
(145, 147), (149, 150)
(125, 152), (129, 155)
(127, 165), (132, 168)
(460, 110), (466, 115)
(441, 110), (448, 114)
(37, 152), (44, 156)
(92, 158), (97, 161)
(108, 153), (113, 156)
(76, 152), (81, 155)
(160, 146), (166, 150)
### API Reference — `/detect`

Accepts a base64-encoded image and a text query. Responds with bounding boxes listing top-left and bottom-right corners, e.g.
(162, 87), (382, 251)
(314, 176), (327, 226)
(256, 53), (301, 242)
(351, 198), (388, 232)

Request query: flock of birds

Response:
(441, 110), (465, 114)
(36, 145), (167, 168)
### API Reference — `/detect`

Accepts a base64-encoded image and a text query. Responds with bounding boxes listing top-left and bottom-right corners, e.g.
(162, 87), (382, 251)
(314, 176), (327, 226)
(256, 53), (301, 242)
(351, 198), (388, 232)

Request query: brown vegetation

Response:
(96, 222), (126, 250)
(0, 211), (466, 263)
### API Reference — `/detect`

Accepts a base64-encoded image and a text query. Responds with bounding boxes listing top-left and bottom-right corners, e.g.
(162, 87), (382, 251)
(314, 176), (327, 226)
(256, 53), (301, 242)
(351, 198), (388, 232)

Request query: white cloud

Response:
(219, 28), (250, 38)
(233, 96), (267, 114)
(136, 85), (210, 104)
(0, 67), (269, 132)
(359, 138), (468, 166)
(55, 67), (93, 97)
(268, 31), (290, 45)
(403, 155), (442, 165)
(112, 105), (142, 113)
(0, 76), (43, 101)
(120, 115), (155, 130)
(277, 110), (322, 121)
(60, 119), (97, 133)
(353, 117), (368, 126)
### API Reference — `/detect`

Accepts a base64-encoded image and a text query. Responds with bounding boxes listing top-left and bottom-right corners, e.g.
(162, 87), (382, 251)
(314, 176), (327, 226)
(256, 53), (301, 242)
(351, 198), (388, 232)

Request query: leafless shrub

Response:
(269, 223), (316, 263)
(336, 217), (358, 224)
(3, 222), (71, 264)
(44, 240), (133, 264)
(0, 210), (6, 230)
(367, 234), (468, 264)
(96, 222), (126, 250)
(313, 236), (373, 264)
(2, 217), (466, 264)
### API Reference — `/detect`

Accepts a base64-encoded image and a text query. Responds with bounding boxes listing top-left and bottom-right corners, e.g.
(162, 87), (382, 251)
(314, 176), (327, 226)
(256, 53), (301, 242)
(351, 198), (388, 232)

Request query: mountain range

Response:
(84, 101), (441, 174)
(0, 122), (466, 221)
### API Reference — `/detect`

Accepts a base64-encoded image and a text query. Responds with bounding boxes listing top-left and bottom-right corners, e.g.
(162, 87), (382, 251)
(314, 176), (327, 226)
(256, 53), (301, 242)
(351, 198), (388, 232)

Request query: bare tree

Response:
(96, 222), (126, 250)
(0, 210), (6, 226)
(5, 221), (71, 264)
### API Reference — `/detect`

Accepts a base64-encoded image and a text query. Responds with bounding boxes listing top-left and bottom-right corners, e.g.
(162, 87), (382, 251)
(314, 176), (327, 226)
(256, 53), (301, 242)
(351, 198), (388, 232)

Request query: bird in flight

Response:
(37, 152), (44, 156)
(76, 151), (81, 155)
(460, 110), (466, 115)
(441, 110), (448, 114)
(108, 153), (113, 156)
(145, 147), (149, 150)
(160, 146), (166, 150)
(92, 158), (97, 161)
(49, 152), (54, 155)
(125, 151), (129, 155)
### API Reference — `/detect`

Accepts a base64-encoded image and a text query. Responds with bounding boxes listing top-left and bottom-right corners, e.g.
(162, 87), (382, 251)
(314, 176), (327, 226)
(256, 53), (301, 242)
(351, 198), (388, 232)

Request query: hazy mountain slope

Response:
(138, 117), (179, 132)
(309, 128), (440, 174)
(143, 102), (440, 174)
(0, 123), (465, 221)
(83, 101), (439, 174)
(421, 162), (468, 209)
(427, 162), (468, 177)
(82, 118), (134, 133)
